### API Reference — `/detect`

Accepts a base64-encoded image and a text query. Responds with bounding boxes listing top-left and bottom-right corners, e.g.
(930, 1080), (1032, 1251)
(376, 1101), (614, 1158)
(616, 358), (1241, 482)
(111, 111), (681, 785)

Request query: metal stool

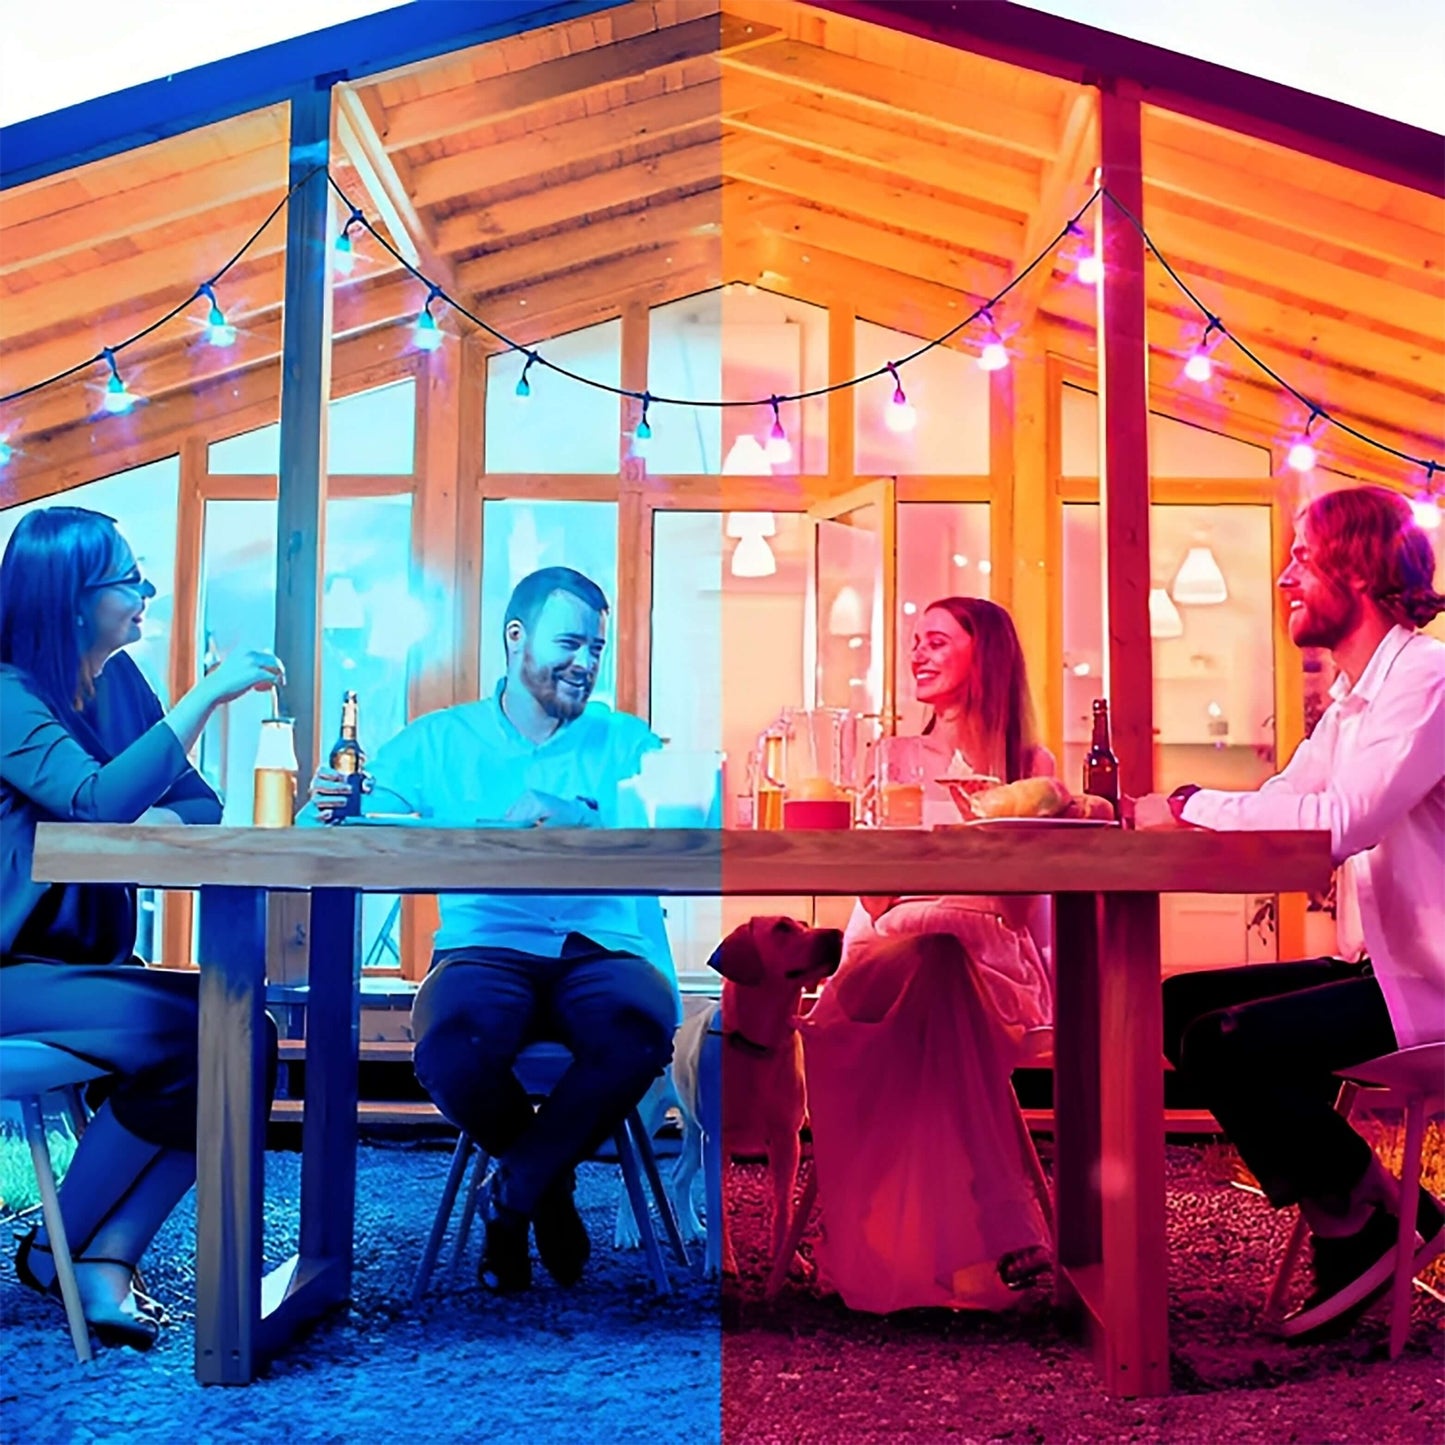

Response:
(412, 1043), (688, 1301)
(0, 1041), (109, 1362)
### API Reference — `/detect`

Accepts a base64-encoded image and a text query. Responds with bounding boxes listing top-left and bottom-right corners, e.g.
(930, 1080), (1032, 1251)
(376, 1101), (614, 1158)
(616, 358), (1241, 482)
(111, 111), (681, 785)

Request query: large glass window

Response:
(207, 380), (418, 475)
(485, 321), (621, 474)
(479, 499), (619, 705)
(854, 321), (988, 475)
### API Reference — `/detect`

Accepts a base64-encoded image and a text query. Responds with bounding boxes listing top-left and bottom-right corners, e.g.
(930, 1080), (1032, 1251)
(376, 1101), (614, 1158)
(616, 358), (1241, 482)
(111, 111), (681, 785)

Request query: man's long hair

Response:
(919, 596), (1038, 782)
(1302, 486), (1444, 629)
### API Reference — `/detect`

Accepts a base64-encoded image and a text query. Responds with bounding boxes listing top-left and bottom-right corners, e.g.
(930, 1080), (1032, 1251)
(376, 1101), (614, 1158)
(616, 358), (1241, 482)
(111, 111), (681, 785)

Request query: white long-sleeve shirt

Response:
(1181, 625), (1445, 1048)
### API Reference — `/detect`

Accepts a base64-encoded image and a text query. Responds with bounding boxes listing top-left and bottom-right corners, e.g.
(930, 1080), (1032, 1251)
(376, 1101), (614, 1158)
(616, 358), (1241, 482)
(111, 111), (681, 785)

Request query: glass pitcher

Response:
(780, 707), (858, 803)
(252, 716), (299, 828)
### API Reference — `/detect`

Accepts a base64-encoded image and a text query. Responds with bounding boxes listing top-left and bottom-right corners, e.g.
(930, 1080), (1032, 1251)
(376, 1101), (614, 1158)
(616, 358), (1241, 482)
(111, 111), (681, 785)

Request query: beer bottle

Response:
(328, 689), (367, 818)
(1083, 698), (1120, 806)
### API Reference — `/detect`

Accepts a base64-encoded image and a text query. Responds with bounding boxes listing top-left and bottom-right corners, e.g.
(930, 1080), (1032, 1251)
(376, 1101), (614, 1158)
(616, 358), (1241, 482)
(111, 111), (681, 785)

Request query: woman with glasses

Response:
(0, 505), (283, 1350)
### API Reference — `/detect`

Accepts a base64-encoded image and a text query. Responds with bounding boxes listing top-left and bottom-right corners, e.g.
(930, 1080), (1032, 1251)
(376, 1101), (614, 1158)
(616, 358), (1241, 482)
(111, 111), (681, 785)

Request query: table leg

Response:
(1098, 890), (1168, 1397)
(1053, 892), (1102, 1292)
(195, 885), (269, 1385)
(298, 887), (361, 1286)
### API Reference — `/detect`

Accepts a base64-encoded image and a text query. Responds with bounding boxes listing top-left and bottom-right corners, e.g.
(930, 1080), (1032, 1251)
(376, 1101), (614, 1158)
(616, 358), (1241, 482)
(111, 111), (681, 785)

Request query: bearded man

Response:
(1134, 486), (1445, 1339)
(307, 567), (676, 1294)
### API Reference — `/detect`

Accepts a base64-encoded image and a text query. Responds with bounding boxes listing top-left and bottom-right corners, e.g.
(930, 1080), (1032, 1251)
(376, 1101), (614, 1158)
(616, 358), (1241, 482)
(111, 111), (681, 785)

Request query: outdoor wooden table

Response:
(32, 821), (1330, 1393)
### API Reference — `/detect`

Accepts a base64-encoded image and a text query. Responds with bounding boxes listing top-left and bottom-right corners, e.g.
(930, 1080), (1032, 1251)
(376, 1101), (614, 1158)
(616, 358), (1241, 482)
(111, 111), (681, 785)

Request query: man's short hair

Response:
(1303, 486), (1444, 630)
(503, 567), (610, 648)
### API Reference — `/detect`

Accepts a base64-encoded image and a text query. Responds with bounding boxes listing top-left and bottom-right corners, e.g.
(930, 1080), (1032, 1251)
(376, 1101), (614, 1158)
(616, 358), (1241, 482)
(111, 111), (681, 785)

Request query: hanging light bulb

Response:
(884, 364), (917, 432)
(100, 349), (136, 414)
(1064, 221), (1102, 285)
(764, 396), (792, 464)
(334, 208), (363, 275)
(630, 393), (653, 459)
(1183, 315), (1221, 384)
(198, 284), (235, 347)
(1412, 465), (1442, 529)
(1286, 410), (1321, 473)
(977, 312), (1009, 372)
(515, 351), (538, 398)
(0, 434), (12, 468)
(1171, 544), (1229, 606)
(412, 286), (445, 352)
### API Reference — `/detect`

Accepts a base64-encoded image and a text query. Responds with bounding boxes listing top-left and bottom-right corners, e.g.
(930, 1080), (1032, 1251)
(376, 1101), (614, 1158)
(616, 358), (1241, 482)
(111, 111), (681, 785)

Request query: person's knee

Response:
(413, 1016), (519, 1104)
(1161, 973), (1214, 1068)
(573, 1006), (674, 1086)
(1178, 1007), (1249, 1080)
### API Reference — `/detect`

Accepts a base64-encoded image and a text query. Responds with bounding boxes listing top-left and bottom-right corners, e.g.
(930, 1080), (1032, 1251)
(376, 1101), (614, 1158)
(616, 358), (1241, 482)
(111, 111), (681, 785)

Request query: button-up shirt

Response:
(365, 683), (674, 991)
(1181, 626), (1445, 1047)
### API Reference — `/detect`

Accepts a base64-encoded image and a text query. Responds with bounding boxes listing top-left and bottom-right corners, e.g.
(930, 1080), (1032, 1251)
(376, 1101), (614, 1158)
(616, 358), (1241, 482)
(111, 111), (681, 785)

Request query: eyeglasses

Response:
(84, 571), (156, 600)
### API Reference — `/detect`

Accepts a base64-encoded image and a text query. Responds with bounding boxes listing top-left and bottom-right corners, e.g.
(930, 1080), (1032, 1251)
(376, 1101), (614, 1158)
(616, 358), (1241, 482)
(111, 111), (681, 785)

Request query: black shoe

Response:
(1281, 1206), (1404, 1339)
(478, 1167), (532, 1294)
(533, 1170), (590, 1288)
(15, 1229), (160, 1352)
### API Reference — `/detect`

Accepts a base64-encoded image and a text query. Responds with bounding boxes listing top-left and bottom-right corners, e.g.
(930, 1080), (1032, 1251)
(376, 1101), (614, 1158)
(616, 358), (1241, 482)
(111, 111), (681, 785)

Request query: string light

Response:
(1183, 316), (1222, 383)
(197, 284), (235, 348)
(631, 392), (653, 458)
(515, 351), (538, 398)
(977, 313), (1009, 372)
(1064, 221), (1102, 285)
(334, 207), (363, 275)
(883, 364), (917, 433)
(764, 395), (792, 464)
(1413, 463), (1442, 530)
(412, 285), (445, 352)
(1286, 410), (1321, 472)
(0, 434), (12, 468)
(100, 349), (136, 414)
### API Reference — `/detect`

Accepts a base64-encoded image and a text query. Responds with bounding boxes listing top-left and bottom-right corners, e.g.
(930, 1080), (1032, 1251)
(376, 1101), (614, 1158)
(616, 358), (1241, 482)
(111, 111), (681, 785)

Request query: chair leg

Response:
(447, 1144), (490, 1286)
(412, 1133), (474, 1303)
(616, 1125), (669, 1295)
(765, 1166), (818, 1300)
(20, 1097), (91, 1364)
(627, 1109), (689, 1268)
(1389, 1096), (1426, 1361)
(1012, 1087), (1054, 1237)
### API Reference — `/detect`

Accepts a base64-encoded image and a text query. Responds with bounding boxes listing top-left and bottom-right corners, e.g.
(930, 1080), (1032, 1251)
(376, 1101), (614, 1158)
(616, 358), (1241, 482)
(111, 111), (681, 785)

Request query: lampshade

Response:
(827, 584), (866, 637)
(722, 434), (772, 476)
(323, 576), (366, 630)
(1170, 546), (1228, 606)
(725, 511), (776, 539)
(730, 534), (776, 578)
(1149, 587), (1184, 638)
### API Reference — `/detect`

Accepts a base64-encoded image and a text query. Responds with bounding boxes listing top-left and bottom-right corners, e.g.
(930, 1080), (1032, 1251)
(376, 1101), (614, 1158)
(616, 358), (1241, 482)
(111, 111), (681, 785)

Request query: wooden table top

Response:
(33, 822), (1332, 897)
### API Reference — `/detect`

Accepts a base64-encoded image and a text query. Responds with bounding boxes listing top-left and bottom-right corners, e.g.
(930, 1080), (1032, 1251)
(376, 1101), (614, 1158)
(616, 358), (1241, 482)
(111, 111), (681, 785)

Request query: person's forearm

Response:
(160, 679), (220, 755)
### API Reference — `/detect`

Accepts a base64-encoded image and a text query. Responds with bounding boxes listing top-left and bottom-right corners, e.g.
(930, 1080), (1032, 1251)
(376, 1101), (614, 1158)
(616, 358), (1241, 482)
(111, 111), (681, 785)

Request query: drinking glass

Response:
(871, 736), (925, 828)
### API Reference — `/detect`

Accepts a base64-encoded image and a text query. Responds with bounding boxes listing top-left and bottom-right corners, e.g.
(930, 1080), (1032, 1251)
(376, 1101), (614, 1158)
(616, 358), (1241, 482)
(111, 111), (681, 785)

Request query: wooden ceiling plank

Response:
(722, 138), (1023, 261)
(409, 82), (725, 209)
(1008, 92), (1100, 327)
(720, 99), (1038, 216)
(334, 85), (470, 323)
(456, 187), (722, 296)
(434, 137), (721, 254)
(380, 12), (775, 152)
(718, 37), (1060, 159)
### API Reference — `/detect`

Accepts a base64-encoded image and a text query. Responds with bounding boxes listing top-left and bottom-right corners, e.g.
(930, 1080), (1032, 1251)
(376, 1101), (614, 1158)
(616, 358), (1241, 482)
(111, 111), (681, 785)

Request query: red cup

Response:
(782, 798), (852, 830)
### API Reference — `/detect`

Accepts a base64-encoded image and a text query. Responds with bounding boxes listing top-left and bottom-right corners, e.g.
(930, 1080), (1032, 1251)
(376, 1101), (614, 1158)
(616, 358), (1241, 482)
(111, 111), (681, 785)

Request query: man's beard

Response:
(520, 648), (593, 720)
(1290, 582), (1360, 650)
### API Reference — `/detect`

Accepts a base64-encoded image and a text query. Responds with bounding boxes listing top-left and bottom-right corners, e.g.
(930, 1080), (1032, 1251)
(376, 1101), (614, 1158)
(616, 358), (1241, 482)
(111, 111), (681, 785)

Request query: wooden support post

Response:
(1096, 84), (1154, 796)
(274, 85), (335, 780)
(454, 336), (486, 706)
(617, 299), (651, 720)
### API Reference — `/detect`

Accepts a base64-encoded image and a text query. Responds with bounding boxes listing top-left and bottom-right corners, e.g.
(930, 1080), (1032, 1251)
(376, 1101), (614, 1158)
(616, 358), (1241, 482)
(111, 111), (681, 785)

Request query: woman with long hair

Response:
(1, 506), (282, 1350)
(801, 597), (1054, 1313)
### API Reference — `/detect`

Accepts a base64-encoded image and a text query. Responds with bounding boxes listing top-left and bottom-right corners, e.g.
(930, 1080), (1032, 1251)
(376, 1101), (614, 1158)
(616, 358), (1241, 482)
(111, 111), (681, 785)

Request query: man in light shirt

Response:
(1136, 485), (1445, 1339)
(307, 567), (677, 1294)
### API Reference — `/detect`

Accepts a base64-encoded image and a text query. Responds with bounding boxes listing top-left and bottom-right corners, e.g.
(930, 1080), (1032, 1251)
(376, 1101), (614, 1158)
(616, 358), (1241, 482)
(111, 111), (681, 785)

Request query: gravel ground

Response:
(1, 1142), (1440, 1445)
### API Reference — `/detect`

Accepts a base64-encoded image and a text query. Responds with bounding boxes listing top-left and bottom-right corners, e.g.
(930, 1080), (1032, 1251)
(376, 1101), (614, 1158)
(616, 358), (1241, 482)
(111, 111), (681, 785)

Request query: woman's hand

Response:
(204, 648), (285, 707)
(308, 765), (353, 823)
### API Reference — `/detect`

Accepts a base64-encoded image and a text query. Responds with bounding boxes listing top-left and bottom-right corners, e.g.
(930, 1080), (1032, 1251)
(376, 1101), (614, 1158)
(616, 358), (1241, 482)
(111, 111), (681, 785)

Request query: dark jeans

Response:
(411, 935), (676, 1214)
(1162, 959), (1397, 1212)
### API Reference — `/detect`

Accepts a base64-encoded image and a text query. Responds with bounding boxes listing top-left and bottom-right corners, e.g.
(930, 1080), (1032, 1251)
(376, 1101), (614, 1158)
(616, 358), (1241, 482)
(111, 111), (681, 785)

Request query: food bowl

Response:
(936, 776), (1002, 821)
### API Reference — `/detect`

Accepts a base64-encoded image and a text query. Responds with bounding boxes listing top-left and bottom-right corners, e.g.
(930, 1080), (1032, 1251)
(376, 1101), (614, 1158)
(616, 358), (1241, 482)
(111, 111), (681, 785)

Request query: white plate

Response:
(953, 816), (1115, 829)
(339, 816), (537, 829)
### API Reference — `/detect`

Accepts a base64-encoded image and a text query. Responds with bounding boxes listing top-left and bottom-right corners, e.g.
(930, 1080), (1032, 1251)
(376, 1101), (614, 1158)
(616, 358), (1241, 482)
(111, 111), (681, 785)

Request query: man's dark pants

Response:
(1162, 959), (1396, 1214)
(411, 934), (676, 1214)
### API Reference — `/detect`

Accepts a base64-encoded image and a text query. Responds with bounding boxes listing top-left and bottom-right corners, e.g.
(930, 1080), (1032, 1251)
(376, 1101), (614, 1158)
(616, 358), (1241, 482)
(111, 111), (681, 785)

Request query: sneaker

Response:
(1281, 1206), (1407, 1339)
(533, 1169), (591, 1287)
(478, 1166), (532, 1294)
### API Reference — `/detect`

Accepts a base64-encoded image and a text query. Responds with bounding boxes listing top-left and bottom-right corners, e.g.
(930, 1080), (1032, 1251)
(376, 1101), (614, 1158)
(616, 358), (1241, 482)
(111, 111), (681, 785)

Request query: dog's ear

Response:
(707, 920), (766, 985)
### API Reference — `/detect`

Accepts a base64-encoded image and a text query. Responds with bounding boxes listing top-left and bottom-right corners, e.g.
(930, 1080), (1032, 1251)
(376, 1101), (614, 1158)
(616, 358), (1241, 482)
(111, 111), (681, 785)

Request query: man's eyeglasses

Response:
(84, 571), (156, 600)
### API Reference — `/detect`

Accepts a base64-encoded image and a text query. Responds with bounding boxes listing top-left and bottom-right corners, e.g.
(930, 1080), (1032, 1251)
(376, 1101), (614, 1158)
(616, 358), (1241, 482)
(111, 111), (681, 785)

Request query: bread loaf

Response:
(970, 776), (1072, 819)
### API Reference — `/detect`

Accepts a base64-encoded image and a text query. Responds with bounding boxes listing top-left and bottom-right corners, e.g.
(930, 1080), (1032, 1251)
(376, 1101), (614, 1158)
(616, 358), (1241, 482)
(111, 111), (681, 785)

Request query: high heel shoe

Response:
(14, 1228), (161, 1352)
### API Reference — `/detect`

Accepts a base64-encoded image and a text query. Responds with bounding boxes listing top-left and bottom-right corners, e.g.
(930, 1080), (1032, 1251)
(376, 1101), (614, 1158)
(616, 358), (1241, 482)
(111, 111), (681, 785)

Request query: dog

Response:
(616, 917), (842, 1278)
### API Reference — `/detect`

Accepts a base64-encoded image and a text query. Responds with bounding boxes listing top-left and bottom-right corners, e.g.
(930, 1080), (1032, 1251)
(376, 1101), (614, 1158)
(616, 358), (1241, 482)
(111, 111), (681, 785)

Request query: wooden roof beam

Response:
(378, 10), (778, 152)
(334, 84), (470, 326)
(718, 38), (1060, 160)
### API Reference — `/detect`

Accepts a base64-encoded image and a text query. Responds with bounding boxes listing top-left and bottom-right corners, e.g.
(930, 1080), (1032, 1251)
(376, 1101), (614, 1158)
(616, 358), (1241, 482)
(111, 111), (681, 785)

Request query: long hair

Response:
(0, 506), (125, 715)
(919, 596), (1037, 781)
(1301, 486), (1444, 629)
